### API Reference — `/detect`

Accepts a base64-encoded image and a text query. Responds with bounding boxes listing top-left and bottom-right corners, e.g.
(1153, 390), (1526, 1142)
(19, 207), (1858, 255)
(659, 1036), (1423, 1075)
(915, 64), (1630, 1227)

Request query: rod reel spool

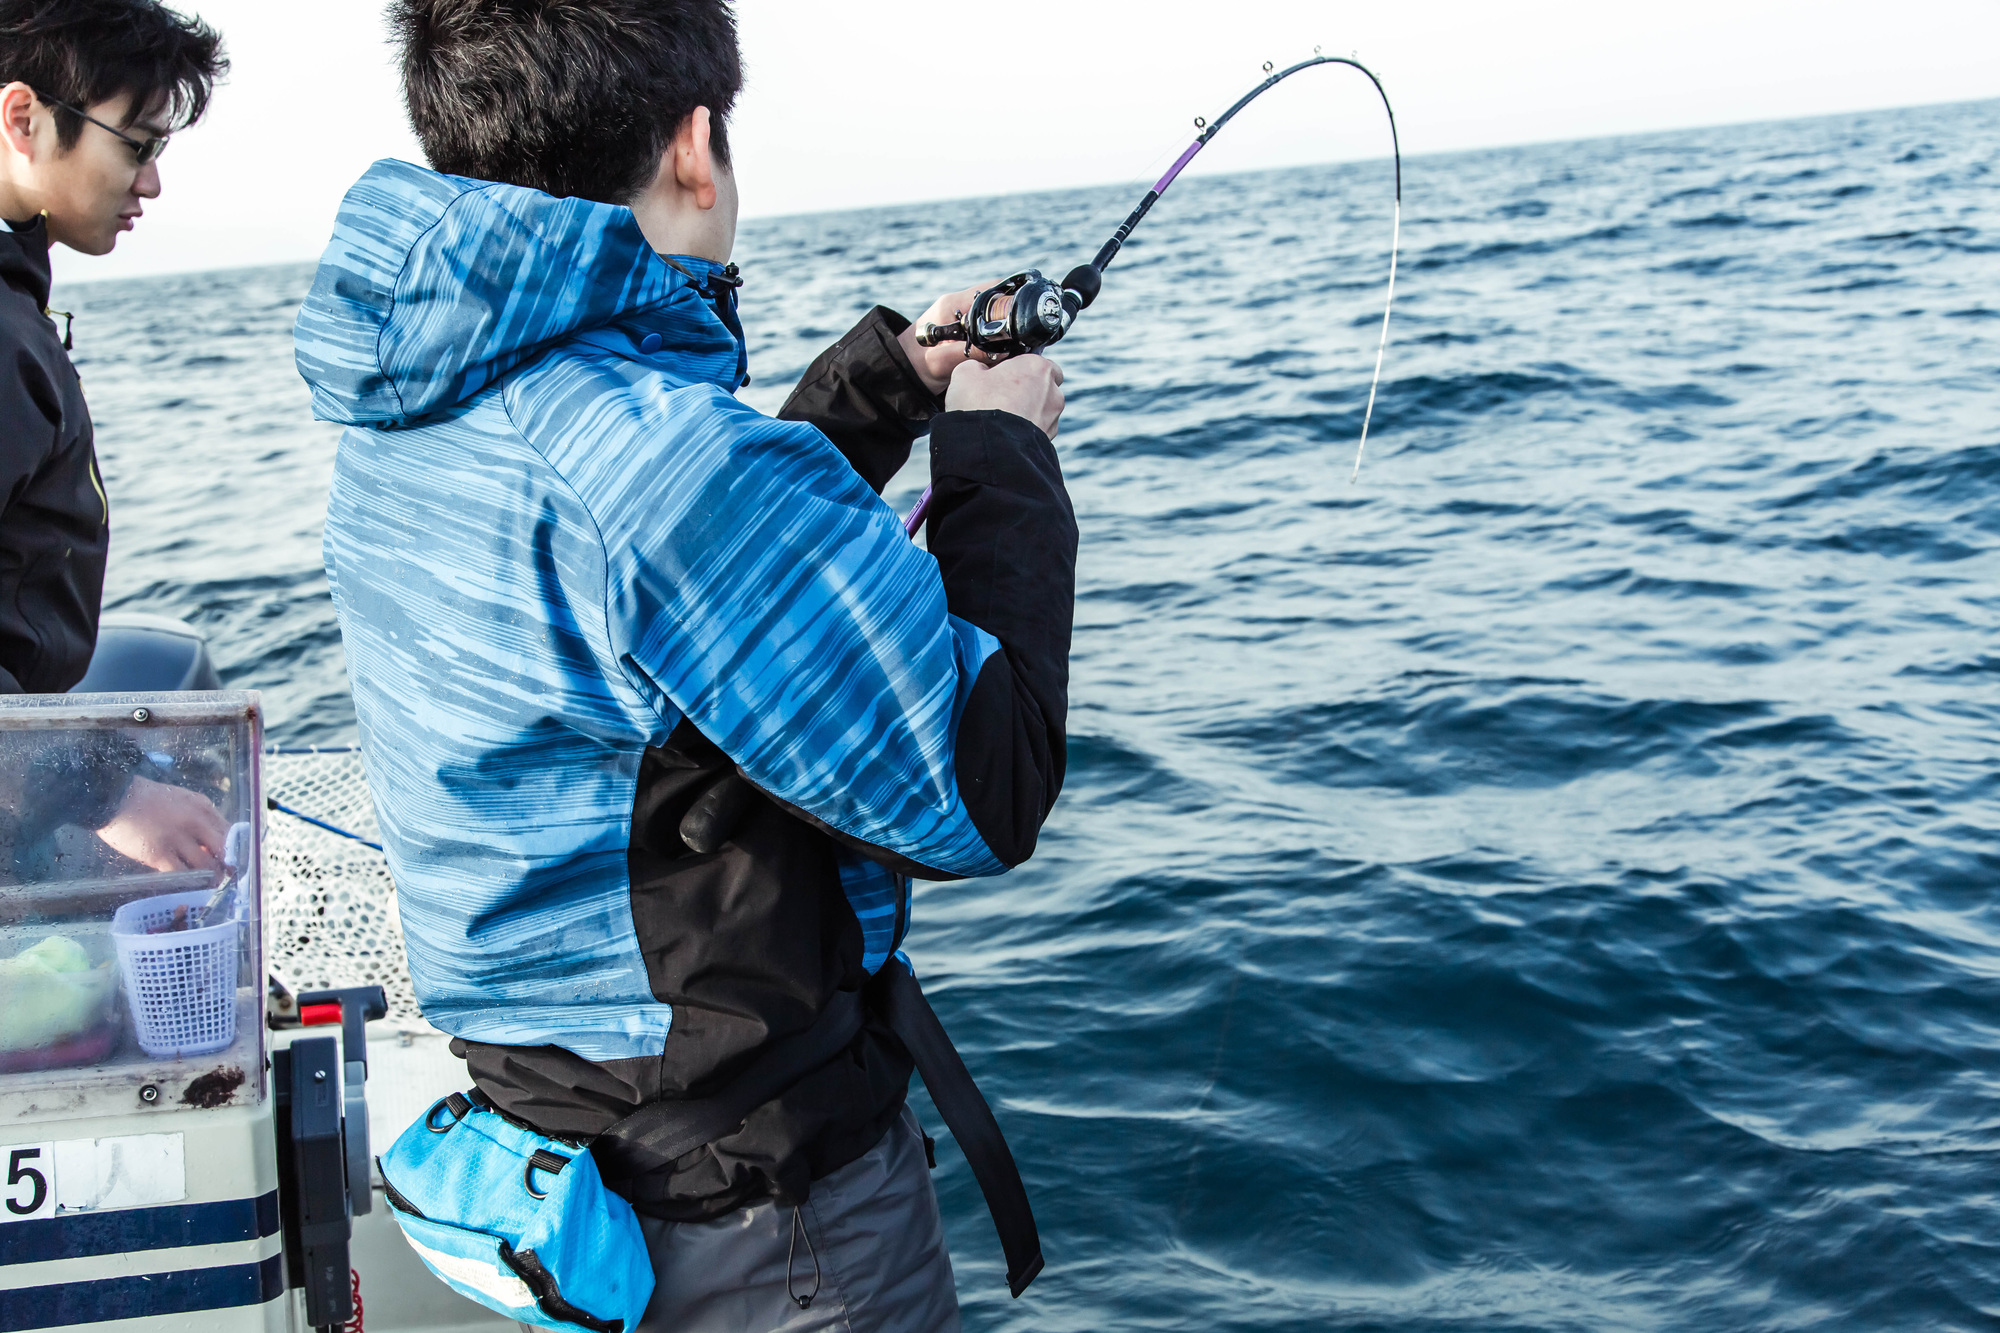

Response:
(915, 267), (1097, 358)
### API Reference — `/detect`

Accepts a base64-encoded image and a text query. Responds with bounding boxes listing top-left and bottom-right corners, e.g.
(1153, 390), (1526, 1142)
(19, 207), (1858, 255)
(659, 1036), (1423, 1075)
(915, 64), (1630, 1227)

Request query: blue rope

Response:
(265, 797), (384, 853)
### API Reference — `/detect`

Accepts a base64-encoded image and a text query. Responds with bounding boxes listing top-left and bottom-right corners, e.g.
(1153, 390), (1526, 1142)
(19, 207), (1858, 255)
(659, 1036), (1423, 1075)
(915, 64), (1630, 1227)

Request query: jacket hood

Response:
(0, 215), (52, 311)
(295, 159), (743, 426)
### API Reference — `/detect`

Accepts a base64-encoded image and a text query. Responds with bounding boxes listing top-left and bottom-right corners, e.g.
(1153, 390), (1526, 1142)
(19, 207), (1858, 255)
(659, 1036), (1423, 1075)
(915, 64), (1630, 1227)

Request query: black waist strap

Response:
(876, 956), (1044, 1298)
(594, 989), (865, 1177)
(591, 962), (1044, 1299)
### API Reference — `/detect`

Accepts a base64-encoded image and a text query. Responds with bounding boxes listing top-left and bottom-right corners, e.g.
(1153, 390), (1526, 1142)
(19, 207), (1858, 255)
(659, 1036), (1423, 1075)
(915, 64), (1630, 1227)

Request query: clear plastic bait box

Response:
(0, 691), (265, 1119)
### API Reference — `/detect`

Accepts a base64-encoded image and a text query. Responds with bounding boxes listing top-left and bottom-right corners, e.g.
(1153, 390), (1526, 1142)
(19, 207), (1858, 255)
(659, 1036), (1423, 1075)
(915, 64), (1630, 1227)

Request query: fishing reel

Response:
(915, 265), (1104, 357)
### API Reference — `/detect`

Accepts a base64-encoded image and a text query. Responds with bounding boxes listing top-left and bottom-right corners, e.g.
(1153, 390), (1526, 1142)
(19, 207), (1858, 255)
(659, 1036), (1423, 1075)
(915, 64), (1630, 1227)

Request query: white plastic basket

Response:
(111, 889), (244, 1058)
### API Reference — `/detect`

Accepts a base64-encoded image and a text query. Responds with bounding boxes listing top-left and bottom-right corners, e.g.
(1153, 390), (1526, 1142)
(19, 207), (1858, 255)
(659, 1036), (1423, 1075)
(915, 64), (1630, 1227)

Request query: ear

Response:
(670, 106), (717, 212)
(0, 83), (39, 161)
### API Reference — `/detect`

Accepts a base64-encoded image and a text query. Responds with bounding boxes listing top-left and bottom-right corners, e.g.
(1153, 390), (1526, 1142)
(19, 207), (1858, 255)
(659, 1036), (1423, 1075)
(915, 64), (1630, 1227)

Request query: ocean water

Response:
(57, 98), (2000, 1329)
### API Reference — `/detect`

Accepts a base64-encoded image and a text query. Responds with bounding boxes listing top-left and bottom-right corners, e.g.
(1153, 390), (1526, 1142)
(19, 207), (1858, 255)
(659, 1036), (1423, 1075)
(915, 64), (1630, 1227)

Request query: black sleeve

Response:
(777, 306), (945, 494)
(760, 408), (1077, 878)
(0, 336), (60, 512)
(924, 410), (1077, 866)
(0, 323), (103, 694)
(0, 337), (61, 652)
(5, 730), (143, 874)
(27, 731), (143, 831)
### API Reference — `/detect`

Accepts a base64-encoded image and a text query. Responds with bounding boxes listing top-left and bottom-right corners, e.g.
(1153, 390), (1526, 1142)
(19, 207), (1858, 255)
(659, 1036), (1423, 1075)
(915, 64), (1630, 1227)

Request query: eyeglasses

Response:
(32, 90), (169, 166)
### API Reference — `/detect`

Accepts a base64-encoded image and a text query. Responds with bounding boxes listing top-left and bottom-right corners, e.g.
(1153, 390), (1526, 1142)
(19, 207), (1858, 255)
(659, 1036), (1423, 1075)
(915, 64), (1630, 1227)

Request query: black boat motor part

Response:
(274, 985), (387, 1333)
(70, 611), (222, 693)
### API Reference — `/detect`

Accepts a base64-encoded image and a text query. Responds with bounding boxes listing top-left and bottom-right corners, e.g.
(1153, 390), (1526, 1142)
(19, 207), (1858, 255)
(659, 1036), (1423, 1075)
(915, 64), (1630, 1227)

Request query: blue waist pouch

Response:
(378, 1091), (654, 1333)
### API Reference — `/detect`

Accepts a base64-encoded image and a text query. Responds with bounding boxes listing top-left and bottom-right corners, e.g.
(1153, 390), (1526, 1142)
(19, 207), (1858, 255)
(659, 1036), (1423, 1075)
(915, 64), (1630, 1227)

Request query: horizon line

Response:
(52, 93), (1995, 291)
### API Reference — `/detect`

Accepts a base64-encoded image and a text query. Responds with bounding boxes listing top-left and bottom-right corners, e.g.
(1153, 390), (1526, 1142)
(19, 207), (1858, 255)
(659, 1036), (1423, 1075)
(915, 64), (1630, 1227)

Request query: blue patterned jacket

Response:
(296, 161), (1075, 1208)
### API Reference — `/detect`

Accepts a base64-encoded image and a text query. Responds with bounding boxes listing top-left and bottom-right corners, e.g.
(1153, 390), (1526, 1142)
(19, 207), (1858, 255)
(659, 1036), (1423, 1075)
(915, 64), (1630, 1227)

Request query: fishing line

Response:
(905, 50), (1403, 534)
(1174, 968), (1243, 1223)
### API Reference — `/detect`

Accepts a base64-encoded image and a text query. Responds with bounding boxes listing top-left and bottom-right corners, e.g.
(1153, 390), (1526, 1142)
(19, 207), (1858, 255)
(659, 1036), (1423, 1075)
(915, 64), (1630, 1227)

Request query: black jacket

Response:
(0, 220), (137, 872)
(0, 216), (105, 696)
(457, 307), (1078, 1220)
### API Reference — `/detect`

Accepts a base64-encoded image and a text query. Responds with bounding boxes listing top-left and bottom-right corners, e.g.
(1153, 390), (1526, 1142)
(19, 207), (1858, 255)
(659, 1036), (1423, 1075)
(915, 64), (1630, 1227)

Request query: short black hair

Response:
(390, 0), (742, 205)
(0, 0), (225, 149)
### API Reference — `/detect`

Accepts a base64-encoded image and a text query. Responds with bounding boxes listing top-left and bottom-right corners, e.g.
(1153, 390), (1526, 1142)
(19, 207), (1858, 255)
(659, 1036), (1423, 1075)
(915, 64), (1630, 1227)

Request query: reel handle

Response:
(913, 320), (967, 349)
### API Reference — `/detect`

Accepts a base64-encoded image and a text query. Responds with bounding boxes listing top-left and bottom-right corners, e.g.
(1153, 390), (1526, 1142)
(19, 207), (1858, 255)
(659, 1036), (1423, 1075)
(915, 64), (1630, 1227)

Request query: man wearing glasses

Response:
(0, 0), (229, 876)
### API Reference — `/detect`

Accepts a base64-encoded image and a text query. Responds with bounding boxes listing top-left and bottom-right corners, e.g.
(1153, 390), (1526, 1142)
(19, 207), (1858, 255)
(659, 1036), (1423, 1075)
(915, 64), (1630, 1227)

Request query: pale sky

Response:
(51, 0), (2000, 285)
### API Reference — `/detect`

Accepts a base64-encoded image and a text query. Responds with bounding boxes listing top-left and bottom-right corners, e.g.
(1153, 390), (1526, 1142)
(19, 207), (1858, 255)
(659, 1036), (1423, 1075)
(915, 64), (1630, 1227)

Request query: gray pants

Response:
(632, 1108), (962, 1333)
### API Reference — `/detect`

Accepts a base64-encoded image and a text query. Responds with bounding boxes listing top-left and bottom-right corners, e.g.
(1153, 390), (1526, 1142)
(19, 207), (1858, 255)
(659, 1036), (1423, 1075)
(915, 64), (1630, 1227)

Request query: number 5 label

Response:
(3, 1144), (56, 1222)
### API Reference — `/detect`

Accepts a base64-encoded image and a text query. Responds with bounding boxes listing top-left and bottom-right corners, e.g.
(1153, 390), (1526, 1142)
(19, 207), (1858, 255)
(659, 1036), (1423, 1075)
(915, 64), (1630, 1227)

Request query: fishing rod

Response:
(903, 49), (1403, 535)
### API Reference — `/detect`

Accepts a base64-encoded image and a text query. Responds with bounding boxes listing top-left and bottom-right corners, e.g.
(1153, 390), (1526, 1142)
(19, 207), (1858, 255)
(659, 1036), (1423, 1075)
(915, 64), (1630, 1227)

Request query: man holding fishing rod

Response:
(299, 0), (1073, 1327)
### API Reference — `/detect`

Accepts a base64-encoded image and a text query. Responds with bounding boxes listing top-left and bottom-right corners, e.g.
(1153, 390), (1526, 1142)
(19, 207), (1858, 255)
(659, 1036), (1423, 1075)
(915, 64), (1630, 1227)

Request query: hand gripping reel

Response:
(914, 267), (1097, 358)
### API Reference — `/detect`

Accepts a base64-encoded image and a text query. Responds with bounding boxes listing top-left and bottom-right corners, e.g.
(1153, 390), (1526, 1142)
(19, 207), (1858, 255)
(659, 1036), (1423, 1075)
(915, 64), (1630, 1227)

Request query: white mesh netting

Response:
(263, 747), (423, 1027)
